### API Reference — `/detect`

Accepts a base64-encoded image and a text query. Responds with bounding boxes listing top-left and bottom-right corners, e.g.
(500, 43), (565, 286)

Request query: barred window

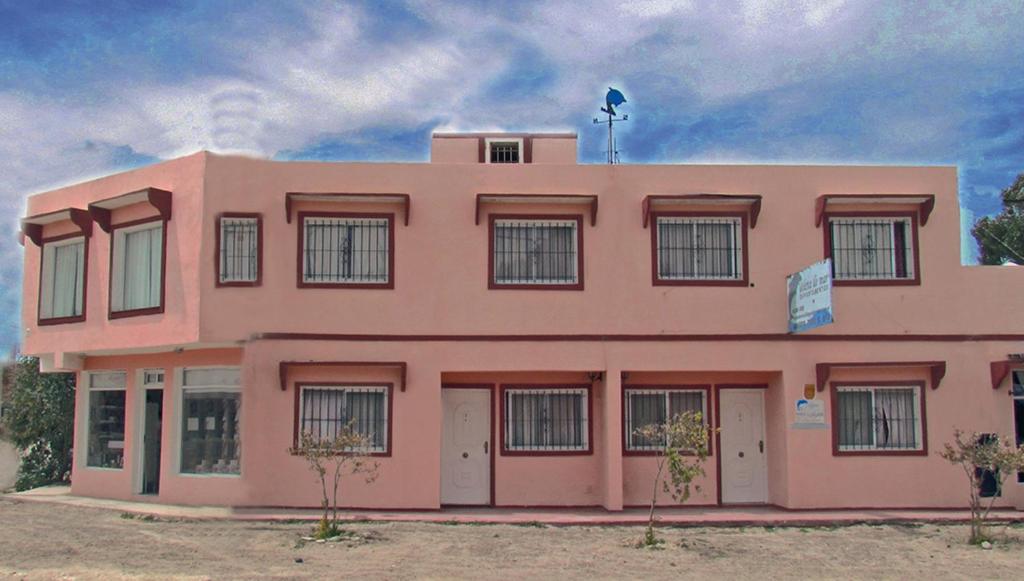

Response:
(488, 140), (521, 164)
(829, 217), (913, 281)
(302, 216), (390, 285)
(298, 386), (389, 453)
(180, 367), (241, 475)
(86, 371), (127, 469)
(493, 219), (579, 286)
(218, 216), (259, 284)
(39, 237), (86, 321)
(1012, 371), (1024, 483)
(656, 217), (742, 281)
(504, 388), (589, 452)
(835, 385), (923, 452)
(625, 389), (707, 451)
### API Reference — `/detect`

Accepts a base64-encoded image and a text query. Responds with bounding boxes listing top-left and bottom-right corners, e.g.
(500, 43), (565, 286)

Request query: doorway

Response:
(441, 387), (492, 506)
(718, 388), (768, 504)
(141, 389), (163, 495)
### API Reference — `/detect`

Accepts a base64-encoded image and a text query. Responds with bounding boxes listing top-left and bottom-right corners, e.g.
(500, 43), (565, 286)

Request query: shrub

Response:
(1, 357), (75, 491)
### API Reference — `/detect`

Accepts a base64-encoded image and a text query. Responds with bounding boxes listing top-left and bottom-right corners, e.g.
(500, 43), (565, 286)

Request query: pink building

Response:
(18, 133), (1024, 511)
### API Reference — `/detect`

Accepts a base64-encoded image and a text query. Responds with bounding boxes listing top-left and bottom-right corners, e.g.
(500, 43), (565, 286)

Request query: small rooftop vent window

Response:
(486, 138), (522, 164)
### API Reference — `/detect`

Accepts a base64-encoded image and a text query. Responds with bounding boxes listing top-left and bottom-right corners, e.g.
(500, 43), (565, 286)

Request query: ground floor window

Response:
(624, 388), (707, 452)
(503, 387), (589, 453)
(86, 371), (127, 468)
(180, 368), (241, 475)
(297, 385), (389, 453)
(834, 384), (924, 453)
(1012, 371), (1024, 483)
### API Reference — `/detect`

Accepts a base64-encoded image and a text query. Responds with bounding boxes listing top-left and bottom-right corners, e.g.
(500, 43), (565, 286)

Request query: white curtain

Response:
(40, 239), (84, 319)
(115, 225), (162, 311)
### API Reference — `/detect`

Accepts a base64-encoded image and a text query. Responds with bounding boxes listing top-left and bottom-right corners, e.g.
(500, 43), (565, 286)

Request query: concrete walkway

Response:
(7, 486), (1024, 527)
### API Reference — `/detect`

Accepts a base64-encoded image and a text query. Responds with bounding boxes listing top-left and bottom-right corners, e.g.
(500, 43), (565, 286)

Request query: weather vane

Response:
(593, 87), (627, 164)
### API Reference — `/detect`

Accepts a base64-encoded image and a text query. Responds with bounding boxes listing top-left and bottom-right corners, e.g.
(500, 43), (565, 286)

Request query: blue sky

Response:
(1, 0), (1023, 355)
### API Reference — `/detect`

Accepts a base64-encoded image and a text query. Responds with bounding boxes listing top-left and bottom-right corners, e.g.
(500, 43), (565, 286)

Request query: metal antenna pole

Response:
(607, 113), (613, 164)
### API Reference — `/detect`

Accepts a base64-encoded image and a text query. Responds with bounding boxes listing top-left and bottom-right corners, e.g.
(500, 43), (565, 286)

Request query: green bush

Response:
(2, 357), (75, 491)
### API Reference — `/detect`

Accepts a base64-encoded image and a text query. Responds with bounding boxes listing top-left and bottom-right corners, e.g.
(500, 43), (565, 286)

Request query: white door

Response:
(441, 389), (491, 505)
(719, 389), (768, 504)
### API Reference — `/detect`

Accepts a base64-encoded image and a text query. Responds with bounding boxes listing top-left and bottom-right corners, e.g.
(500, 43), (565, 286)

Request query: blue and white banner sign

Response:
(787, 259), (834, 334)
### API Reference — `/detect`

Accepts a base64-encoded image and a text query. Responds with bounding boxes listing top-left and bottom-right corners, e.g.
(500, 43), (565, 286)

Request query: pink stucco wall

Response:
(20, 136), (1024, 511)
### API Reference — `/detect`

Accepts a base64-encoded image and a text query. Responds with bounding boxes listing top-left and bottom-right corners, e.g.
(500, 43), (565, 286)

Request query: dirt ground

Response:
(1, 499), (1023, 580)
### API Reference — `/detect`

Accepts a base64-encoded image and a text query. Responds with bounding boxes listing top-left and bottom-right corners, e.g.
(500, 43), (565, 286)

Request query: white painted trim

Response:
(484, 137), (524, 164)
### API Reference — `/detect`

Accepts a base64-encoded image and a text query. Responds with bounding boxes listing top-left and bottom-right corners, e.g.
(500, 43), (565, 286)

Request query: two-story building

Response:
(18, 132), (1024, 511)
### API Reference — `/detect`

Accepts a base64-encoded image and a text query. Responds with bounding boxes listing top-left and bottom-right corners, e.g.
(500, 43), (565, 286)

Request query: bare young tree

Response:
(633, 410), (714, 547)
(292, 421), (380, 539)
(940, 429), (1024, 545)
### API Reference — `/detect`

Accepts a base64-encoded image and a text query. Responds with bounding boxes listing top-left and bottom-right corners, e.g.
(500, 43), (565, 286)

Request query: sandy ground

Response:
(1, 499), (1023, 580)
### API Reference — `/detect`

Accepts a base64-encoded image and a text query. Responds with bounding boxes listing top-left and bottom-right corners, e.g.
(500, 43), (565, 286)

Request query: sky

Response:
(1, 0), (1023, 355)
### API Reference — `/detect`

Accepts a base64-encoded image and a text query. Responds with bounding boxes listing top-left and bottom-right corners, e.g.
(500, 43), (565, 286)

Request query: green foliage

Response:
(634, 411), (715, 547)
(972, 173), (1024, 265)
(291, 423), (380, 540)
(1, 357), (75, 491)
(940, 429), (1024, 545)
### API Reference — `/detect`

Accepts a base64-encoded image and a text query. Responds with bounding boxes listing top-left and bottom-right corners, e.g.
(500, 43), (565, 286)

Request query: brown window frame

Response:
(488, 213), (585, 291)
(37, 232), (89, 326)
(621, 385), (713, 456)
(499, 384), (594, 456)
(107, 216), (168, 320)
(215, 213), (263, 288)
(830, 380), (928, 457)
(650, 211), (750, 287)
(296, 211), (396, 290)
(823, 211), (921, 286)
(291, 382), (394, 457)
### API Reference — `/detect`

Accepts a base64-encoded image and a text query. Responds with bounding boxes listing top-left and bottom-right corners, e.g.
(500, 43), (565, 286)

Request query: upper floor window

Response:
(299, 213), (392, 288)
(486, 138), (522, 164)
(111, 220), (164, 317)
(624, 388), (709, 452)
(217, 214), (261, 286)
(490, 216), (582, 289)
(297, 385), (390, 454)
(827, 216), (916, 283)
(654, 215), (746, 284)
(833, 383), (925, 455)
(39, 236), (86, 324)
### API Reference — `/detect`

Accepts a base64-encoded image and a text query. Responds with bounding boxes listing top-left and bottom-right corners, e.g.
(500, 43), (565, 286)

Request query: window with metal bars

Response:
(828, 217), (913, 281)
(298, 386), (389, 453)
(656, 216), (743, 281)
(493, 219), (578, 286)
(835, 385), (923, 452)
(625, 389), (708, 451)
(302, 216), (390, 285)
(1012, 371), (1024, 483)
(488, 141), (520, 163)
(218, 216), (259, 284)
(503, 388), (589, 452)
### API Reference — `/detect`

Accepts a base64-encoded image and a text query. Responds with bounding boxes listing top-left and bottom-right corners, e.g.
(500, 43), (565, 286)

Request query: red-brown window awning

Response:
(815, 194), (935, 227)
(20, 208), (92, 246)
(88, 187), (172, 233)
(816, 361), (946, 392)
(476, 193), (598, 226)
(285, 192), (411, 225)
(641, 194), (762, 229)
